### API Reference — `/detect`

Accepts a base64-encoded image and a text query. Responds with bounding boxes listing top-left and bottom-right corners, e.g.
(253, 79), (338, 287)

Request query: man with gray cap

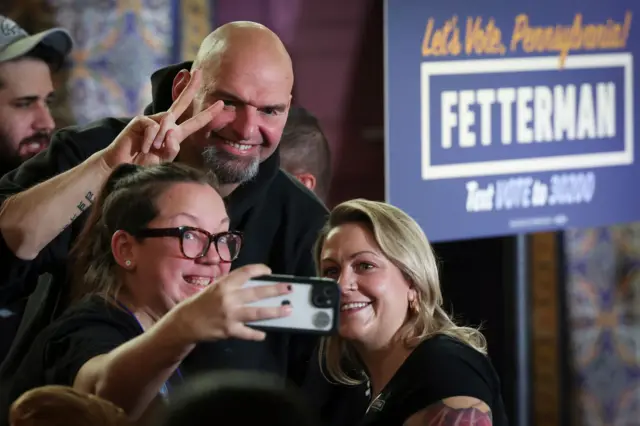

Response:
(0, 15), (73, 175)
(0, 15), (73, 362)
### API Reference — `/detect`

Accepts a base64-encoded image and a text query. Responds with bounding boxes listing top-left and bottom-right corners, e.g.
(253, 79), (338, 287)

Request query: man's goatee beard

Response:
(202, 146), (260, 185)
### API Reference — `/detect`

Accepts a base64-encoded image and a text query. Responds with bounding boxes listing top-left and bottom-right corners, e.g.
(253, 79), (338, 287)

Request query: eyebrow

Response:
(167, 212), (199, 222)
(168, 213), (230, 228)
(321, 250), (380, 263)
(11, 92), (55, 103)
(211, 89), (288, 112)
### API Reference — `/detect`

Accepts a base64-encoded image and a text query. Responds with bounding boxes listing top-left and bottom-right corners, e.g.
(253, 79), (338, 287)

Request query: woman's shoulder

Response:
(40, 297), (142, 379)
(414, 333), (487, 359)
(392, 334), (502, 402)
(407, 334), (498, 381)
(0, 298), (142, 411)
(365, 335), (506, 426)
(45, 296), (141, 341)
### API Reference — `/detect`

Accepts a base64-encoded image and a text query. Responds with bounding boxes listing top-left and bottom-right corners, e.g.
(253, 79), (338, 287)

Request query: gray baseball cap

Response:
(0, 15), (73, 69)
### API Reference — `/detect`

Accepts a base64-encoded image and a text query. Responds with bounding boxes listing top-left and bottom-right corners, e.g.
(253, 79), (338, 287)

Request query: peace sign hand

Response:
(100, 69), (224, 169)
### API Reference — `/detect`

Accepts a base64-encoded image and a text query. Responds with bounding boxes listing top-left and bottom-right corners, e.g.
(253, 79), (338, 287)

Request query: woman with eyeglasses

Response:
(0, 162), (291, 423)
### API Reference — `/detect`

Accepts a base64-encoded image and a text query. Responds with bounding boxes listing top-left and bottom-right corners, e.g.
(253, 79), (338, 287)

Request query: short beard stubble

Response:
(202, 145), (260, 185)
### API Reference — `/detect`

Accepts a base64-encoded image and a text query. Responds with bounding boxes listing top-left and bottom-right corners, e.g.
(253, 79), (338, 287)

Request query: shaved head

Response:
(175, 21), (294, 190)
(193, 21), (293, 81)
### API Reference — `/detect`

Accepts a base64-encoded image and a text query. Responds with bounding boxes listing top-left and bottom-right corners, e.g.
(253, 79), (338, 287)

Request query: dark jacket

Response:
(0, 62), (367, 425)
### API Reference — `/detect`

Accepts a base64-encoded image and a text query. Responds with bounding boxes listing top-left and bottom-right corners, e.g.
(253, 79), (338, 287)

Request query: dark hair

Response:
(159, 371), (319, 426)
(25, 44), (63, 68)
(280, 105), (332, 200)
(69, 162), (220, 303)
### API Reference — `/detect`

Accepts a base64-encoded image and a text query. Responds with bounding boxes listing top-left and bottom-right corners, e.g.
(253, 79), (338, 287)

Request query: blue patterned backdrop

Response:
(52, 0), (212, 124)
(565, 228), (640, 425)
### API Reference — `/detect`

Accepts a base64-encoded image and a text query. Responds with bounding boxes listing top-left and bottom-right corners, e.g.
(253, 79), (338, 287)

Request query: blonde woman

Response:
(315, 199), (507, 426)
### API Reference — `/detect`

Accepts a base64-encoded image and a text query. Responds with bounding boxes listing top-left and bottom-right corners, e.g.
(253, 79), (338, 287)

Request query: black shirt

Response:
(0, 297), (140, 409)
(360, 335), (508, 426)
(0, 296), (186, 425)
(0, 62), (367, 425)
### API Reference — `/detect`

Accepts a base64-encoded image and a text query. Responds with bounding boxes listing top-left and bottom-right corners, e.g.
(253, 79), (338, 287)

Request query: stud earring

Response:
(125, 260), (132, 267)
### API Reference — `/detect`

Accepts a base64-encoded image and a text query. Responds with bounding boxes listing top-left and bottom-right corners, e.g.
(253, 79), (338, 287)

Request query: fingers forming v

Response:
(152, 69), (203, 149)
(176, 100), (224, 140)
(139, 117), (160, 154)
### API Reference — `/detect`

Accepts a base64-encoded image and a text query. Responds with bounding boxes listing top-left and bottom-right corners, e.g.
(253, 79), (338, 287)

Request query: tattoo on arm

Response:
(62, 191), (95, 231)
(405, 399), (493, 426)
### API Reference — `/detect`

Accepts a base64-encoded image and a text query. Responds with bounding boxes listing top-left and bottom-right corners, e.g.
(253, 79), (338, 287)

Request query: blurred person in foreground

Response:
(315, 199), (509, 426)
(0, 14), (72, 363)
(9, 385), (130, 426)
(279, 105), (332, 203)
(159, 371), (319, 426)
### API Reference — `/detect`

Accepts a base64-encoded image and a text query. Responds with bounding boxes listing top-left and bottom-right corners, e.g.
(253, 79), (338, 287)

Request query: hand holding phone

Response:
(172, 265), (293, 342)
(243, 274), (340, 335)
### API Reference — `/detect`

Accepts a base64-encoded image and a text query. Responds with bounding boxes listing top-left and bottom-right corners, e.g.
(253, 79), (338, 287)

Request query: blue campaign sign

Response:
(385, 1), (637, 242)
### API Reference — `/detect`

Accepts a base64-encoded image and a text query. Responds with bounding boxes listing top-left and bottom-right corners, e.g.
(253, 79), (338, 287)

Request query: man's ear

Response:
(294, 172), (317, 192)
(171, 69), (192, 102)
(111, 230), (137, 270)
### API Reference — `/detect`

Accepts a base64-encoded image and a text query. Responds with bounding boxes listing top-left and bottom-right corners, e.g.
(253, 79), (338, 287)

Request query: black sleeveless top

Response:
(359, 335), (508, 426)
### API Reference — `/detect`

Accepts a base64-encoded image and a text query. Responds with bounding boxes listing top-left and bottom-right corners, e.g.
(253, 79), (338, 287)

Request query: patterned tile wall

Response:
(565, 227), (640, 425)
(52, 0), (175, 124)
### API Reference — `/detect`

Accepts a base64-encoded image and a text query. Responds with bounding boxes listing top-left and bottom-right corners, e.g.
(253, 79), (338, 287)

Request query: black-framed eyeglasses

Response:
(133, 226), (243, 262)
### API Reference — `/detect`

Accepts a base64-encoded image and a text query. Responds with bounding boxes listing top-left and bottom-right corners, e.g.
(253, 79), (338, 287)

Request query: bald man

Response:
(0, 22), (365, 426)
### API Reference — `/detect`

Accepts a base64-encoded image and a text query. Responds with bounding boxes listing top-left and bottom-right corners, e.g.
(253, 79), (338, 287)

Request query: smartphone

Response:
(243, 274), (340, 335)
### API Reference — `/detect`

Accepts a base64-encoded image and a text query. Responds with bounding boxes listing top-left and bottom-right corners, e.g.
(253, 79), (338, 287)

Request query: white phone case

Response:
(243, 274), (340, 335)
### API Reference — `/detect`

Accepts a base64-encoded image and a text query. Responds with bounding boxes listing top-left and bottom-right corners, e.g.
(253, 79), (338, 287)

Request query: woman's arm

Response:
(73, 309), (194, 419)
(72, 264), (292, 420)
(404, 396), (492, 426)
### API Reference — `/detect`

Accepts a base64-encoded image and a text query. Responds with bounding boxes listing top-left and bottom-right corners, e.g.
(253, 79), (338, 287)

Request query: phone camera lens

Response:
(313, 295), (333, 307)
(322, 286), (334, 297)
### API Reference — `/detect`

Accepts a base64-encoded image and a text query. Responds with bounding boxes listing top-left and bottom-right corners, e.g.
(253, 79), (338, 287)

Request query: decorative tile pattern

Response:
(180, 0), (212, 60)
(565, 226), (640, 426)
(52, 0), (174, 124)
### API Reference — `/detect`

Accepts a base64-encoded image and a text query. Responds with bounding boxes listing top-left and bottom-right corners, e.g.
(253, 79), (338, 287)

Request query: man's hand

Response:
(101, 69), (224, 170)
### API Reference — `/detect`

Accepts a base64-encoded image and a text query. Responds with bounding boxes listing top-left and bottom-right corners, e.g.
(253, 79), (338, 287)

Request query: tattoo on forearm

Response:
(62, 191), (95, 231)
(411, 401), (493, 425)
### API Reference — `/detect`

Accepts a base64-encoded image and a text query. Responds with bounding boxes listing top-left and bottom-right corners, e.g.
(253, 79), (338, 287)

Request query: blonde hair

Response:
(9, 385), (131, 426)
(314, 199), (487, 385)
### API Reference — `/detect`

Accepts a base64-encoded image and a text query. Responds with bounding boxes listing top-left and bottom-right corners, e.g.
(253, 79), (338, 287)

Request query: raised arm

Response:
(0, 69), (222, 262)
(0, 146), (112, 260)
(73, 305), (195, 419)
(74, 264), (291, 419)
